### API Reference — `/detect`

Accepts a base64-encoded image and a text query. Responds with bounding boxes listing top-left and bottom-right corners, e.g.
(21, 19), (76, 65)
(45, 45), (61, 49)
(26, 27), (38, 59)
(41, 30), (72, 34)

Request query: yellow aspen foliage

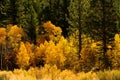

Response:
(36, 21), (62, 45)
(57, 37), (72, 55)
(25, 42), (34, 55)
(43, 21), (62, 42)
(59, 70), (76, 80)
(16, 42), (30, 69)
(8, 25), (23, 47)
(24, 42), (34, 66)
(107, 50), (120, 69)
(114, 34), (120, 49)
(43, 21), (55, 33)
(36, 35), (46, 45)
(91, 43), (97, 49)
(44, 40), (66, 68)
(40, 64), (60, 79)
(34, 40), (66, 68)
(34, 43), (46, 66)
(107, 34), (120, 69)
(0, 28), (7, 44)
(80, 47), (99, 71)
(57, 37), (78, 70)
(52, 26), (62, 36)
(114, 34), (120, 42)
(35, 44), (45, 58)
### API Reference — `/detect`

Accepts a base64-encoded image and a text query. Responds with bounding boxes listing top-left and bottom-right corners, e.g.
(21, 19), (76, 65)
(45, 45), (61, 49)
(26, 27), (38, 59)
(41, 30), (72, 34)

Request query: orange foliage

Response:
(80, 47), (99, 71)
(8, 25), (23, 47)
(44, 40), (66, 68)
(16, 42), (30, 69)
(24, 42), (35, 66)
(42, 21), (62, 43)
(0, 28), (7, 44)
(34, 43), (46, 66)
(2, 22), (118, 71)
(107, 34), (120, 69)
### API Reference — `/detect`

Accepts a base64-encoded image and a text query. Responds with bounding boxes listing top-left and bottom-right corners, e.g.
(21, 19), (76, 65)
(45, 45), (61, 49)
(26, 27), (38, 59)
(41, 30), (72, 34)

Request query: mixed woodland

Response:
(0, 0), (120, 79)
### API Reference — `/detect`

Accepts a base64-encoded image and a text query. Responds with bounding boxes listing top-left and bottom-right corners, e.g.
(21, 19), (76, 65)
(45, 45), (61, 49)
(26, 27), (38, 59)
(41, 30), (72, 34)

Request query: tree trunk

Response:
(0, 44), (2, 70)
(101, 0), (111, 68)
(78, 0), (82, 59)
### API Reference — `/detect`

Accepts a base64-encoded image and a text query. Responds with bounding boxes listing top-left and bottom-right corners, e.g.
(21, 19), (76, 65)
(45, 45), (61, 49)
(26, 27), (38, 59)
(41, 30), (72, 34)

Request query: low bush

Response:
(0, 66), (120, 80)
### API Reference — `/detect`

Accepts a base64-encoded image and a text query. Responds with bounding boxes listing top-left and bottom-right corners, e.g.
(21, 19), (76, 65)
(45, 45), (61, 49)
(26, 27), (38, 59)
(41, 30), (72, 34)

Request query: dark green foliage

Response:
(67, 0), (90, 58)
(86, 0), (118, 41)
(24, 0), (39, 44)
(0, 0), (11, 26)
(85, 0), (119, 68)
(42, 0), (70, 37)
(15, 0), (27, 27)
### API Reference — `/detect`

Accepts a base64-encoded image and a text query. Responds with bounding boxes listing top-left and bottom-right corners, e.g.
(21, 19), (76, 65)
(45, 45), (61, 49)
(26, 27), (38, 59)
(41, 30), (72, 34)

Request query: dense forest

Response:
(0, 0), (120, 75)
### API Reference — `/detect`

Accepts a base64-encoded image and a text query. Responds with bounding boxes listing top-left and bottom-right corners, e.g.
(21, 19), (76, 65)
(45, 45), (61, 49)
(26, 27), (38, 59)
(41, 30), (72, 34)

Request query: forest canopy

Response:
(0, 0), (120, 72)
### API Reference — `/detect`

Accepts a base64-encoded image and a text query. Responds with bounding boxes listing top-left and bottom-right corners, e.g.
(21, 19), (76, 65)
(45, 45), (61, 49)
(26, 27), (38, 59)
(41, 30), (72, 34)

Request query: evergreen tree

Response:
(15, 0), (27, 27)
(32, 0), (49, 23)
(85, 0), (118, 68)
(114, 0), (120, 32)
(24, 0), (39, 44)
(0, 0), (27, 27)
(9, 0), (17, 25)
(68, 0), (90, 58)
(0, 0), (11, 26)
(42, 0), (70, 37)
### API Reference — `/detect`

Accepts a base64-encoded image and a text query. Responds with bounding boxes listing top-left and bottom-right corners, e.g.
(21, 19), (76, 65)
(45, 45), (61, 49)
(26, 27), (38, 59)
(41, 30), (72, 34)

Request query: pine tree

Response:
(85, 0), (118, 68)
(0, 0), (11, 26)
(9, 0), (18, 25)
(24, 0), (39, 44)
(68, 0), (90, 58)
(114, 0), (120, 32)
(42, 0), (70, 37)
(15, 0), (27, 27)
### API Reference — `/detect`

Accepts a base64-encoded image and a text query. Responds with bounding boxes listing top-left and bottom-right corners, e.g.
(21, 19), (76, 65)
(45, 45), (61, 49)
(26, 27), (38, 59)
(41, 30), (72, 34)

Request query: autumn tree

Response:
(35, 21), (79, 70)
(79, 40), (100, 71)
(107, 34), (120, 69)
(43, 21), (62, 43)
(42, 0), (70, 37)
(34, 43), (45, 67)
(16, 42), (30, 69)
(0, 28), (7, 69)
(3, 25), (24, 70)
(7, 25), (23, 48)
(0, 28), (6, 44)
(24, 41), (35, 67)
(35, 21), (65, 68)
(36, 21), (62, 45)
(57, 37), (78, 70)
